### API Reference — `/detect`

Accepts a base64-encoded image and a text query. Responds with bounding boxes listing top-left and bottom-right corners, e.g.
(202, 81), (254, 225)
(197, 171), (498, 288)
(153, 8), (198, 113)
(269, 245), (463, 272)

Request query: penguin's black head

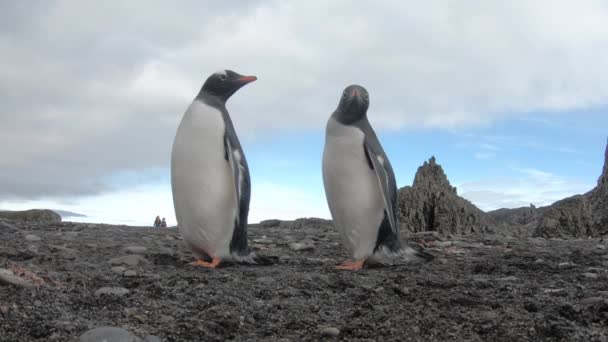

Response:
(335, 85), (369, 123)
(200, 70), (257, 102)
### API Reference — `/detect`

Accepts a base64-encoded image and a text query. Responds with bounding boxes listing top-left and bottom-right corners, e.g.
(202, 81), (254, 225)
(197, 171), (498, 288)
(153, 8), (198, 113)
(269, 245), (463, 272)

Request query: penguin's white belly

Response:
(322, 121), (384, 259)
(171, 101), (236, 258)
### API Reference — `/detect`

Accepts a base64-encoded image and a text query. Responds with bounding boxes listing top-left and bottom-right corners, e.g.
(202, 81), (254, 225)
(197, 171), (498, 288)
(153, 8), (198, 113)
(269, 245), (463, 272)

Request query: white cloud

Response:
(458, 168), (594, 211)
(1, 0), (608, 200)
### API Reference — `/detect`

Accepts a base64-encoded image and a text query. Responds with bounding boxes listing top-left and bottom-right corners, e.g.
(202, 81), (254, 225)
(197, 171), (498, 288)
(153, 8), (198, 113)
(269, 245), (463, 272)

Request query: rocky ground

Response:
(1, 218), (608, 341)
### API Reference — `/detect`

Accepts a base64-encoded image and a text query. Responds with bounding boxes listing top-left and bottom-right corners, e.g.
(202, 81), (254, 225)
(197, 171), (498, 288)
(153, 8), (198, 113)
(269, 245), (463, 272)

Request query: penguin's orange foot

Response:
(190, 257), (221, 268)
(336, 259), (365, 271)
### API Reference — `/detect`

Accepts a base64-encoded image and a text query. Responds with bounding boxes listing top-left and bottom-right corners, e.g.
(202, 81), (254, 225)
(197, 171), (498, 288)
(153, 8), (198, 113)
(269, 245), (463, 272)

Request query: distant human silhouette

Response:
(160, 217), (167, 228)
(153, 216), (161, 228)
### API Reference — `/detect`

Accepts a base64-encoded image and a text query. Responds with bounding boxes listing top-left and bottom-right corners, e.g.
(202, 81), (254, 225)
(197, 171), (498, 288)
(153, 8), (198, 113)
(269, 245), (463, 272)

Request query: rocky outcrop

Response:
(398, 157), (491, 235)
(533, 138), (608, 238)
(0, 209), (61, 223)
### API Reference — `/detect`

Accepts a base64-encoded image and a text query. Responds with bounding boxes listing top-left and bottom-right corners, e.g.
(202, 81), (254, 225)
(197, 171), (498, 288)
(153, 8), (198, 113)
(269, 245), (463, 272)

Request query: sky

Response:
(1, 1), (607, 226)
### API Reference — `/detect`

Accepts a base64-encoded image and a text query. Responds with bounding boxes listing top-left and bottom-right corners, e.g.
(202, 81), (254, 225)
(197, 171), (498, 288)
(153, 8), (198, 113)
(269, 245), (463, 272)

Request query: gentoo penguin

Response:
(322, 85), (432, 271)
(171, 70), (256, 268)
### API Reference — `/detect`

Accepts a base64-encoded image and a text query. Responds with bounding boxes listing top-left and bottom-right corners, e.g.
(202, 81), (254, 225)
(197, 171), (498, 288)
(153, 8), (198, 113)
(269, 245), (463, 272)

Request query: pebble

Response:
(160, 315), (174, 323)
(535, 258), (544, 263)
(123, 246), (148, 255)
(583, 272), (599, 279)
(498, 276), (518, 282)
(79, 326), (141, 342)
(586, 267), (603, 273)
(289, 242), (315, 252)
(544, 288), (566, 295)
(123, 270), (138, 277)
(558, 262), (573, 269)
(412, 326), (421, 334)
(108, 255), (147, 267)
(111, 266), (126, 275)
(597, 244), (606, 250)
(320, 327), (340, 337)
(252, 238), (274, 244)
(94, 287), (130, 297)
(256, 276), (276, 285)
(25, 234), (41, 242)
(0, 268), (33, 287)
(580, 297), (604, 305)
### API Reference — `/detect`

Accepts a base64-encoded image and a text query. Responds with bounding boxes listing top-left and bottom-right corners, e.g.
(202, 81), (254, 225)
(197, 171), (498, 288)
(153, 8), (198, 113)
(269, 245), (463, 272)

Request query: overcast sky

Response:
(1, 1), (607, 225)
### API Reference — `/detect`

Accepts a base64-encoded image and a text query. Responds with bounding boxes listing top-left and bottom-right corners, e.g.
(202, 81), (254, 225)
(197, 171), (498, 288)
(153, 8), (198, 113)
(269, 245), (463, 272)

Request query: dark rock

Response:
(398, 156), (491, 235)
(289, 242), (315, 251)
(25, 234), (42, 242)
(0, 209), (61, 223)
(79, 326), (141, 342)
(259, 219), (281, 228)
(0, 220), (18, 232)
(109, 255), (147, 267)
(533, 138), (608, 238)
(123, 246), (148, 255)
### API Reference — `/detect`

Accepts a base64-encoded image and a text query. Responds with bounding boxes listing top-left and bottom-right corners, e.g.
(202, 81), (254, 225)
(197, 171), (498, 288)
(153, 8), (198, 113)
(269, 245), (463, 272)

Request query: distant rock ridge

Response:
(488, 138), (608, 238)
(398, 156), (491, 235)
(0, 209), (61, 223)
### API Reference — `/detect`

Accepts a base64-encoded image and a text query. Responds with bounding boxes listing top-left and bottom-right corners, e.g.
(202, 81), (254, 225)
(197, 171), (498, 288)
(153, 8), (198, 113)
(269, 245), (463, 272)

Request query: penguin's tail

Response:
(231, 251), (276, 266)
(397, 244), (435, 263)
(371, 244), (435, 265)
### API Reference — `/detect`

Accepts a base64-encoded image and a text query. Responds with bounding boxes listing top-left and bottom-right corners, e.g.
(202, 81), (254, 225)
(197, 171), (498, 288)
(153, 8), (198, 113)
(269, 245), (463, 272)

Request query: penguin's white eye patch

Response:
(214, 70), (228, 80)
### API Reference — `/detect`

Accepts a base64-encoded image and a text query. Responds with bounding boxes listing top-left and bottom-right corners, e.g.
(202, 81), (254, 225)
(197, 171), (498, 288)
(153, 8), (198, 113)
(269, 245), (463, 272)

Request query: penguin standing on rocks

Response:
(171, 70), (257, 268)
(322, 85), (433, 271)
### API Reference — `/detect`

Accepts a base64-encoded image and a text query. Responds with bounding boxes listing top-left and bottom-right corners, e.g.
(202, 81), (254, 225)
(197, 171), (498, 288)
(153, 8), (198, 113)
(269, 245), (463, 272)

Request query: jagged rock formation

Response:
(398, 157), (491, 235)
(534, 138), (608, 238)
(0, 209), (61, 223)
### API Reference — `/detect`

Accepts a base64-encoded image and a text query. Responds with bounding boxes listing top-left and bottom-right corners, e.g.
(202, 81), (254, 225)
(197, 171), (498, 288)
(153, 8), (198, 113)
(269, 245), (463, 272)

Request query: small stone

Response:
(123, 246), (148, 255)
(498, 276), (518, 282)
(412, 326), (421, 334)
(394, 286), (410, 296)
(94, 287), (130, 297)
(580, 297), (604, 305)
(544, 288), (566, 296)
(0, 268), (33, 288)
(256, 276), (276, 285)
(111, 266), (126, 275)
(320, 327), (340, 337)
(160, 315), (174, 323)
(108, 255), (147, 267)
(535, 259), (544, 263)
(597, 244), (606, 250)
(25, 234), (41, 242)
(252, 237), (274, 244)
(79, 326), (141, 342)
(586, 267), (603, 273)
(583, 272), (599, 279)
(289, 242), (315, 252)
(558, 262), (573, 269)
(123, 270), (137, 277)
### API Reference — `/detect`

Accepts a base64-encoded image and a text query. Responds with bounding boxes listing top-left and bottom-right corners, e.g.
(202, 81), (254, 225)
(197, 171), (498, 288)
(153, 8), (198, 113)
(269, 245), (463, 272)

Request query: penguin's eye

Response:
(218, 74), (227, 81)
